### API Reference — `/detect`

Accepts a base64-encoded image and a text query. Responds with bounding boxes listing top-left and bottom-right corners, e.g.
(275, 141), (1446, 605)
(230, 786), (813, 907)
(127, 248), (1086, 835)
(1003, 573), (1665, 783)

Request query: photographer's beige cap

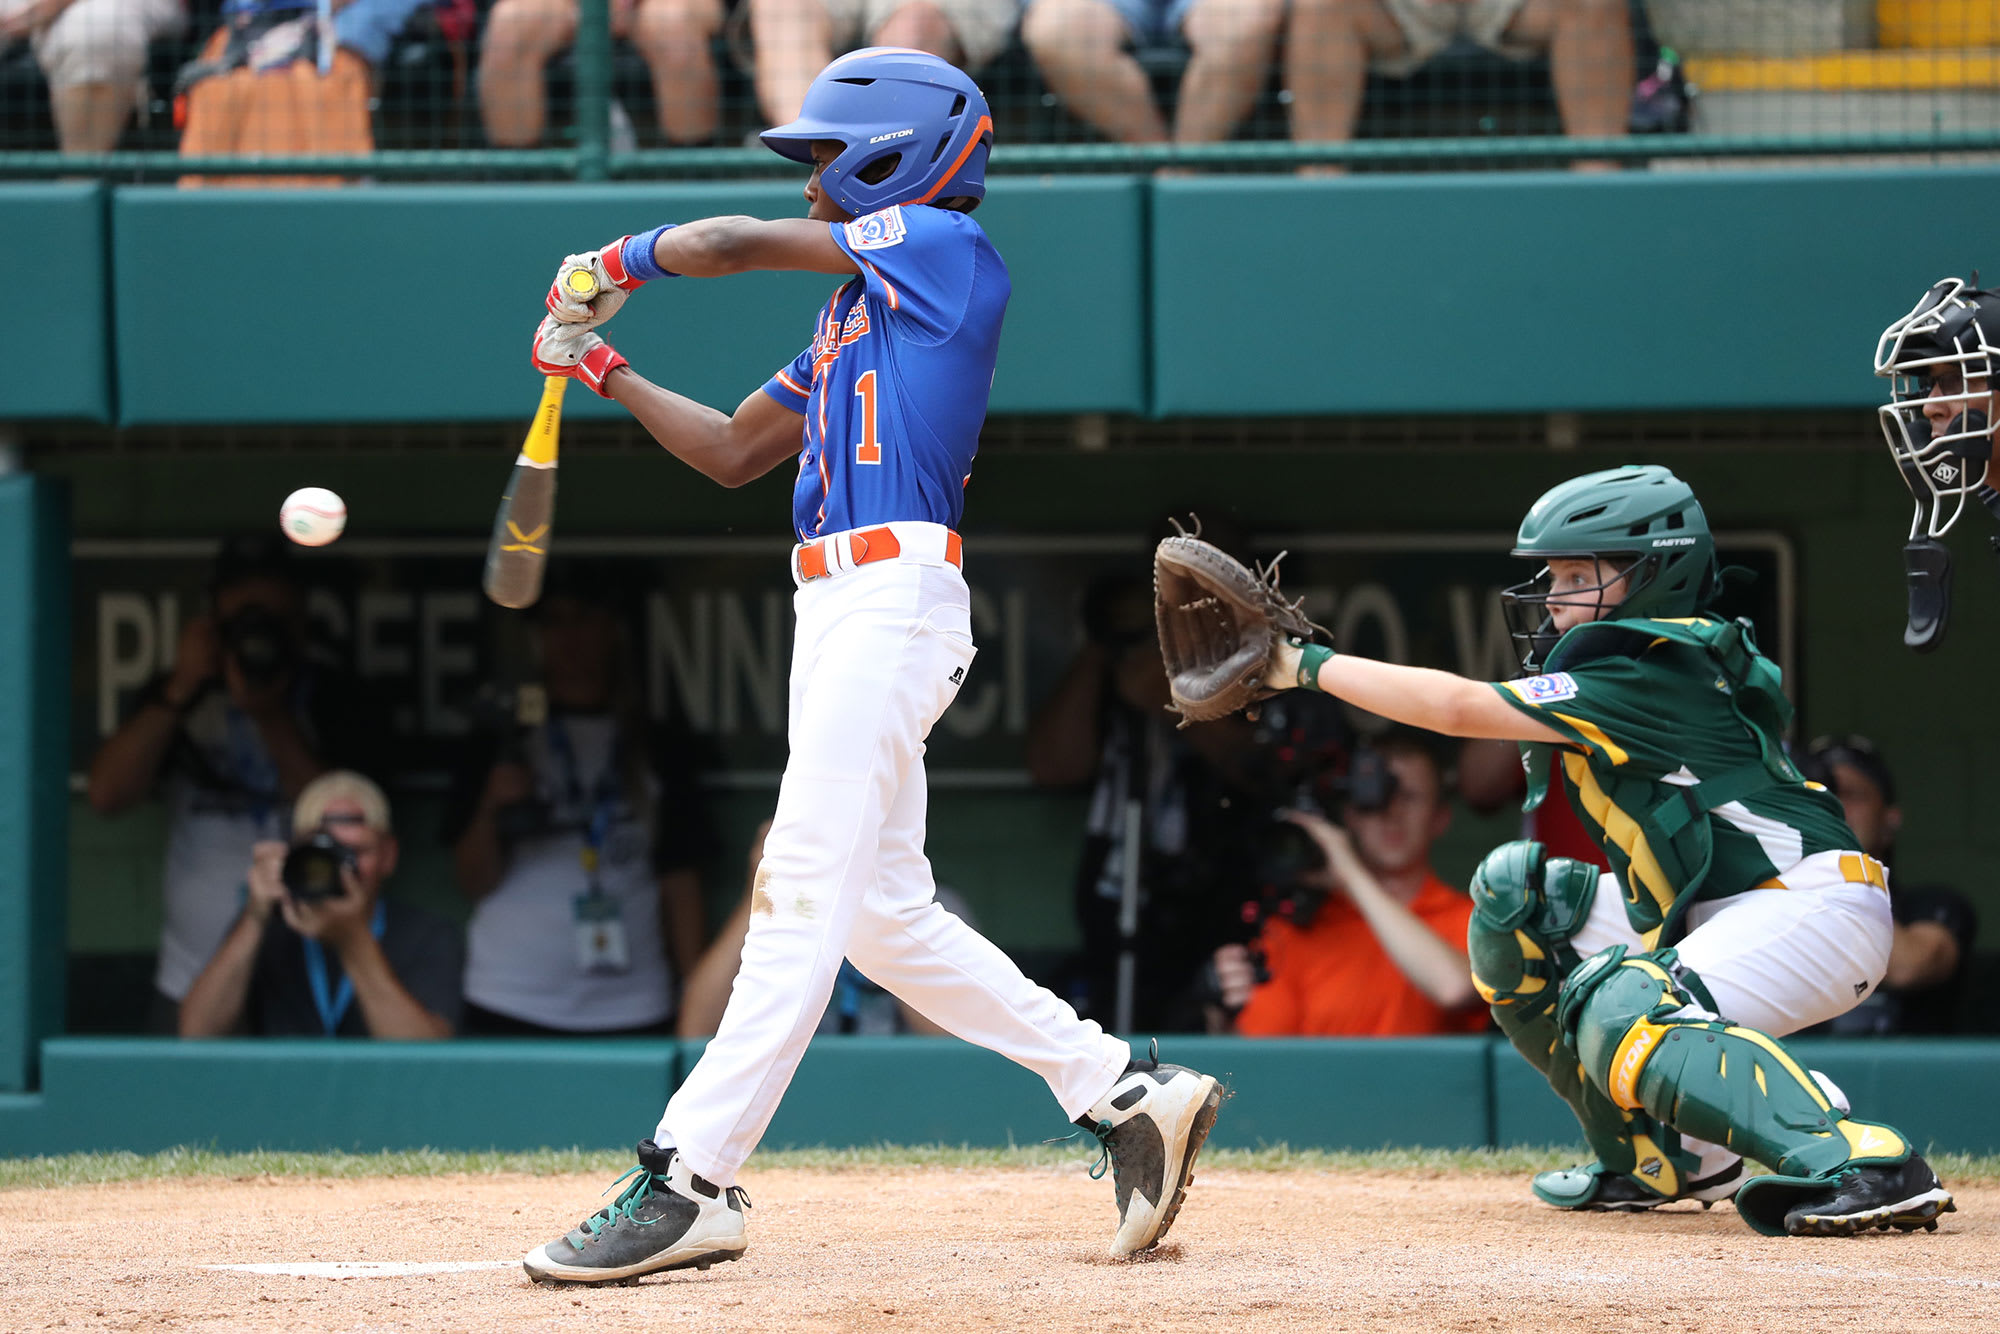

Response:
(292, 770), (393, 836)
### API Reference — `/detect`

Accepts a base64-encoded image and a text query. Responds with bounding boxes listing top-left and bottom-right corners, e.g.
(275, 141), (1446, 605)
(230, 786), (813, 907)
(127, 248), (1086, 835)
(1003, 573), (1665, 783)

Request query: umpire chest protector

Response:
(1518, 615), (1831, 948)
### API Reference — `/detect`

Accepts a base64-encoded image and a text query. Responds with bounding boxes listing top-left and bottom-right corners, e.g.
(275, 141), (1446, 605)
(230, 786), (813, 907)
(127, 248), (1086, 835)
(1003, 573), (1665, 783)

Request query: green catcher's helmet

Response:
(1502, 465), (1718, 669)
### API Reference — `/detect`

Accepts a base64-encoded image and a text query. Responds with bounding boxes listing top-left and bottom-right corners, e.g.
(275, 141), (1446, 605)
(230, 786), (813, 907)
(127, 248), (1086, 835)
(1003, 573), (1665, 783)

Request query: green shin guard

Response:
(1560, 948), (1914, 1236)
(1494, 1003), (1697, 1207)
(1468, 844), (1694, 1208)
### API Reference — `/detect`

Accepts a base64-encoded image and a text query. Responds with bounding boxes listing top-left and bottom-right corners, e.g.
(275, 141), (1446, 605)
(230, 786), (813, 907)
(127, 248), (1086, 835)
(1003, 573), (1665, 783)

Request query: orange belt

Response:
(1755, 853), (1888, 893)
(795, 526), (962, 582)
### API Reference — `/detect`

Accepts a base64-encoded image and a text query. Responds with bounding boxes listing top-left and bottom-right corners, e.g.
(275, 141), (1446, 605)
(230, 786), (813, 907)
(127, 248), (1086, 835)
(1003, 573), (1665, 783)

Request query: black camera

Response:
(281, 831), (359, 902)
(1338, 745), (1400, 815)
(1234, 742), (1400, 962)
(219, 604), (298, 688)
(462, 683), (557, 842)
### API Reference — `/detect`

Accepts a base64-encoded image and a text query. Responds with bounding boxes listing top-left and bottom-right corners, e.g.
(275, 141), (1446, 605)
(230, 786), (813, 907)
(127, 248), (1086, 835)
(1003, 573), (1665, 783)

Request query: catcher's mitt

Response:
(1153, 520), (1325, 725)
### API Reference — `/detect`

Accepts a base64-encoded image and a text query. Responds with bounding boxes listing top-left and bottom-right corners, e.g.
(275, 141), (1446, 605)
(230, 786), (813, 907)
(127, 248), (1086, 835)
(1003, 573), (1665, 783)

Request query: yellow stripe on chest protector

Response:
(1551, 712), (1630, 765)
(1561, 752), (1677, 935)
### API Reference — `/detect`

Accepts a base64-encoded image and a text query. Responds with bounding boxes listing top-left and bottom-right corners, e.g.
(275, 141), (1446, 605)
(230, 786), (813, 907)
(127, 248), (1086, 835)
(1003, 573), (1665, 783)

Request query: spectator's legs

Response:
(1504, 0), (1631, 162)
(1175, 0), (1285, 143)
(632, 0), (725, 143)
(479, 0), (580, 147)
(749, 0), (834, 126)
(869, 1), (960, 63)
(48, 82), (130, 153)
(34, 0), (182, 152)
(1021, 0), (1165, 144)
(1285, 0), (1406, 146)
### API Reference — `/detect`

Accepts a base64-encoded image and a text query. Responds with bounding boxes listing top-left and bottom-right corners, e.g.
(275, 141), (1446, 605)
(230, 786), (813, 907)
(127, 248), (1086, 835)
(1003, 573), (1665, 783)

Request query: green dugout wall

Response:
(0, 476), (70, 1092)
(5, 166), (2000, 422)
(5, 1036), (1998, 1158)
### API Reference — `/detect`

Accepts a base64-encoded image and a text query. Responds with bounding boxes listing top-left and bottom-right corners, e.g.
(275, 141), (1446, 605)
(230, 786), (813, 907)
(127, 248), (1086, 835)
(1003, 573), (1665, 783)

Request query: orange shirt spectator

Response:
(1234, 873), (1486, 1036)
(1212, 733), (1487, 1037)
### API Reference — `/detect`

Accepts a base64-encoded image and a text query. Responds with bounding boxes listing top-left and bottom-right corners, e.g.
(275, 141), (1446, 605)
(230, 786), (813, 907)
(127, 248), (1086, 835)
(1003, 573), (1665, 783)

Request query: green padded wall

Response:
(0, 185), (110, 422)
(0, 476), (69, 1091)
(733, 1037), (1493, 1153)
(6, 1038), (1999, 1158)
(1150, 167), (2000, 415)
(5, 1039), (676, 1155)
(110, 177), (1144, 426)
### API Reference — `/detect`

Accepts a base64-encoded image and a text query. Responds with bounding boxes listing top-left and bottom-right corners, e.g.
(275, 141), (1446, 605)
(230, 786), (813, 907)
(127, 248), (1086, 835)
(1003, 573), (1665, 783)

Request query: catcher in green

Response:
(1153, 466), (1955, 1237)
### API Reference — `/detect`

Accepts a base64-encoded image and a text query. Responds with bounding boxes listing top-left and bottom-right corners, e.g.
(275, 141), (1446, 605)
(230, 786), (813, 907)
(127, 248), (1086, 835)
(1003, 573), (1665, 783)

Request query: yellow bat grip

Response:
(521, 375), (568, 468)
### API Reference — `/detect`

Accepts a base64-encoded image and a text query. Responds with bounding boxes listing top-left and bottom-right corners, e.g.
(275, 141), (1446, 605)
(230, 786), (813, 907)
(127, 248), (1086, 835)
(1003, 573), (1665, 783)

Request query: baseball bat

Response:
(483, 375), (568, 610)
(480, 267), (604, 609)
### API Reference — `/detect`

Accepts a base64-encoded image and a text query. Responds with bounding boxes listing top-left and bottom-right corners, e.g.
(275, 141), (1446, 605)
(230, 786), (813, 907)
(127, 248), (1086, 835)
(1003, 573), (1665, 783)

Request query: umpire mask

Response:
(1873, 276), (2000, 652)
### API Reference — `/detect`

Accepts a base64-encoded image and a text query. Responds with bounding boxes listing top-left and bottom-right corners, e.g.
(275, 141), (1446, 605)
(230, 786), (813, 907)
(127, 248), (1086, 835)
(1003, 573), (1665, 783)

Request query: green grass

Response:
(6, 1143), (1999, 1191)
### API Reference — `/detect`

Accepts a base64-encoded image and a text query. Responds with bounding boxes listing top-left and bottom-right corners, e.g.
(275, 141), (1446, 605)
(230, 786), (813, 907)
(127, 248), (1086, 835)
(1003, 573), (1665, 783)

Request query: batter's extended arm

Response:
(608, 373), (806, 488)
(653, 217), (859, 278)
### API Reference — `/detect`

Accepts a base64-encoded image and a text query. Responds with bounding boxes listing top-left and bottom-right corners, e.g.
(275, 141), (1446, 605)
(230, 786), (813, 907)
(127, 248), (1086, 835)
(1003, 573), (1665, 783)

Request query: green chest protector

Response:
(1519, 616), (1804, 946)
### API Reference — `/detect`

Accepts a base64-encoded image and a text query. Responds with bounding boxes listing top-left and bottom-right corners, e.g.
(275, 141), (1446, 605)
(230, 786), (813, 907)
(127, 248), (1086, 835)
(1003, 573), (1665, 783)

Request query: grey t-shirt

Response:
(248, 900), (464, 1037)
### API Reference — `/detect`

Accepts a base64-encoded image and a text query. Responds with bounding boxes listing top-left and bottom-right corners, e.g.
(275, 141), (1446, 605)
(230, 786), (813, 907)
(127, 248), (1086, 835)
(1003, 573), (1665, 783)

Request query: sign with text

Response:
(72, 532), (1793, 787)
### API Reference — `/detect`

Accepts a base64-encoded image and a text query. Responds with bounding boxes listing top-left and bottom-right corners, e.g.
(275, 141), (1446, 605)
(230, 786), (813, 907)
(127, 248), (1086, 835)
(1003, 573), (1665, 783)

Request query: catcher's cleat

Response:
(523, 1140), (750, 1285)
(1781, 1153), (1956, 1237)
(1077, 1044), (1223, 1257)
(1535, 1158), (1747, 1212)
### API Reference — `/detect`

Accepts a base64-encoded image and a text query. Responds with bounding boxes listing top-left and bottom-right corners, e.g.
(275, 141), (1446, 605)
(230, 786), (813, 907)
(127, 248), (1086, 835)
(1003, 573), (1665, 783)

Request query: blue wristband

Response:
(621, 225), (679, 283)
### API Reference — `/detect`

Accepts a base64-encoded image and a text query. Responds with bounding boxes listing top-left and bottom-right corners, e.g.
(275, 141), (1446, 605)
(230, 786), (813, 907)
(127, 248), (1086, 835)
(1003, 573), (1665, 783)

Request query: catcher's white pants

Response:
(1571, 851), (1895, 1036)
(1570, 850), (1895, 1176)
(658, 526), (1132, 1186)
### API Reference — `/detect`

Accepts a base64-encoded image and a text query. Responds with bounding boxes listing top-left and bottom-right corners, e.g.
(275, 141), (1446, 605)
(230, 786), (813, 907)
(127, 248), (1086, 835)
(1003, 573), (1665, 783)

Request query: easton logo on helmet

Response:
(1651, 536), (1698, 547)
(869, 129), (916, 143)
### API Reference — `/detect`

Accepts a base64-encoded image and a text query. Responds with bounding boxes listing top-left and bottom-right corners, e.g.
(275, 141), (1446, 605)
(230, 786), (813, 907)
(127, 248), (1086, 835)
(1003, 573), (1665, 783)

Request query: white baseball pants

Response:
(1571, 850), (1896, 1036)
(658, 525), (1132, 1186)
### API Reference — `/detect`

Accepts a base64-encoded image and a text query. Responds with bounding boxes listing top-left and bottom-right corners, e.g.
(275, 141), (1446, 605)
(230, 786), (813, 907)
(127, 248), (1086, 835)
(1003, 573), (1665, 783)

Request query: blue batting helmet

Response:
(761, 47), (993, 217)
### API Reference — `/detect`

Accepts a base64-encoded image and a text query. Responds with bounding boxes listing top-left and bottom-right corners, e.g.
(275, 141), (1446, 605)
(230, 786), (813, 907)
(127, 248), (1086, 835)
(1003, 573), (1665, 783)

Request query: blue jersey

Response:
(761, 205), (1010, 543)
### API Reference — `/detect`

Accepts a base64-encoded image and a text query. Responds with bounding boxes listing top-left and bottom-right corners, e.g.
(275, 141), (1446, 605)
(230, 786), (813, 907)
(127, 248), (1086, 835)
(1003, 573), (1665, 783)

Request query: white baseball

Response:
(279, 487), (347, 547)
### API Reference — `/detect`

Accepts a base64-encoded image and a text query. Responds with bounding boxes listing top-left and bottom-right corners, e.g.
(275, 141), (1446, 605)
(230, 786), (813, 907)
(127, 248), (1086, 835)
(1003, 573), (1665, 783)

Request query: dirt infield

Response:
(4, 1166), (1994, 1332)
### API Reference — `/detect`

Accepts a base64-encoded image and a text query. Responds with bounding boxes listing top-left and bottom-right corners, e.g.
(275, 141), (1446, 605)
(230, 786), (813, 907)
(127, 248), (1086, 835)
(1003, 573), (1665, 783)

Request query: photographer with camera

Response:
(1028, 564), (1278, 1032)
(88, 535), (374, 1032)
(1210, 732), (1486, 1037)
(178, 771), (461, 1038)
(446, 569), (716, 1036)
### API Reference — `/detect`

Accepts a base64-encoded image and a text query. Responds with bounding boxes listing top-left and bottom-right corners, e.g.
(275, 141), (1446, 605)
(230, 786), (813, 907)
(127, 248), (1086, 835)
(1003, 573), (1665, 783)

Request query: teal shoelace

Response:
(1048, 1120), (1118, 1181)
(582, 1164), (663, 1236)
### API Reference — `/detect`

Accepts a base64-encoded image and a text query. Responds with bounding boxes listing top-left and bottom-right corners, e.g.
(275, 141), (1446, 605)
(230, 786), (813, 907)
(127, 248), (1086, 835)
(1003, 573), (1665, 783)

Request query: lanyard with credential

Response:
(302, 900), (388, 1036)
(546, 719), (623, 885)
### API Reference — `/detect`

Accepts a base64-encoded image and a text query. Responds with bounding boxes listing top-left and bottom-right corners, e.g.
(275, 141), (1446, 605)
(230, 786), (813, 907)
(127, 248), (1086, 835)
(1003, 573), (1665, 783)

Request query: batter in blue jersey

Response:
(762, 203), (1008, 543)
(521, 48), (1220, 1288)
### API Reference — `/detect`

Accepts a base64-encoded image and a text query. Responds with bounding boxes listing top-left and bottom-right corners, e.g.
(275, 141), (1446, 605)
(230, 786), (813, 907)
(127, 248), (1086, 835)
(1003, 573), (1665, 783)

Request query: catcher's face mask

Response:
(1875, 277), (2000, 652)
(1501, 554), (1645, 671)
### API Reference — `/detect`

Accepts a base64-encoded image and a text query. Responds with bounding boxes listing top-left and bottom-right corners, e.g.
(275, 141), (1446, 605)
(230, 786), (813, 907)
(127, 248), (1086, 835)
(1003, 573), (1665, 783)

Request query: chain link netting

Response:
(2, 0), (1998, 179)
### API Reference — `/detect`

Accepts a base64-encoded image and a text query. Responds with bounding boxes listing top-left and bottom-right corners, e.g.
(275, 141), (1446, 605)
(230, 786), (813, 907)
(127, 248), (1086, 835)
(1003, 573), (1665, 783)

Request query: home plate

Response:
(205, 1261), (521, 1279)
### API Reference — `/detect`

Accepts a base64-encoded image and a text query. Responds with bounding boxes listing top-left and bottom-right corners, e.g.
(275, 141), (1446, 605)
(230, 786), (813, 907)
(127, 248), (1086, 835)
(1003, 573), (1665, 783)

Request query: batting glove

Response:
(545, 238), (642, 329)
(531, 314), (629, 398)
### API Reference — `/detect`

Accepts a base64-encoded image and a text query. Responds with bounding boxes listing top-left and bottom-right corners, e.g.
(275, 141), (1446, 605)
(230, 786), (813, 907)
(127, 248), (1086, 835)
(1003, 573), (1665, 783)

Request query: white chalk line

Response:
(204, 1261), (521, 1279)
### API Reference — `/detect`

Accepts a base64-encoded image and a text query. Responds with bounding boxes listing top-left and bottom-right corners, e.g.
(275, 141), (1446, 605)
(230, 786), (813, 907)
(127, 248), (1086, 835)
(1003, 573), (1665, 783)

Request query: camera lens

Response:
(281, 831), (356, 902)
(220, 605), (296, 688)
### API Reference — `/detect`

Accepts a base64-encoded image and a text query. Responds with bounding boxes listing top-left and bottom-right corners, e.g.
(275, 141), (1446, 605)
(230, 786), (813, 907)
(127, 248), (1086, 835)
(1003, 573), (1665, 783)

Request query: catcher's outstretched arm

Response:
(1301, 653), (1566, 744)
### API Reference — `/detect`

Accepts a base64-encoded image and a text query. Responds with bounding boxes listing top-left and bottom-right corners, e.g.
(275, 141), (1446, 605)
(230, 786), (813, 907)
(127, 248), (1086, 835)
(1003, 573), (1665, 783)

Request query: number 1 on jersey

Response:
(854, 370), (882, 465)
